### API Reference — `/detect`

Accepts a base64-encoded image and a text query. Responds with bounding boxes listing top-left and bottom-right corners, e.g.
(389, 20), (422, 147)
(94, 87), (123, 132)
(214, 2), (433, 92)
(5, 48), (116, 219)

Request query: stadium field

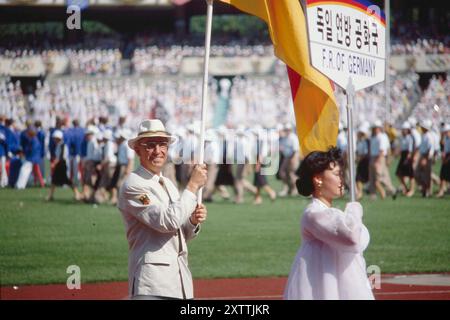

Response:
(1, 162), (449, 286)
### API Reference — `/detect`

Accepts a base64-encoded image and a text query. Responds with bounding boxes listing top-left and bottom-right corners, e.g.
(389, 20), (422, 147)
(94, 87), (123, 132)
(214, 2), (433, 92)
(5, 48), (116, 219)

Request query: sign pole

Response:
(197, 0), (214, 205)
(385, 0), (391, 122)
(345, 78), (356, 202)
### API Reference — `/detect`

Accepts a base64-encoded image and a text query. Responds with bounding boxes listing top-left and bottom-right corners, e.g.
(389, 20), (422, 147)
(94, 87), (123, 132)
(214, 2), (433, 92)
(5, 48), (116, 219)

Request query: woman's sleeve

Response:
(303, 202), (363, 253)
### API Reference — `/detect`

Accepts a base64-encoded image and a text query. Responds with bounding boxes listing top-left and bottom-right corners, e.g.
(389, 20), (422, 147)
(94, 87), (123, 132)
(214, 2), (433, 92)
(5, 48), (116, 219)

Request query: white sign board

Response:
(306, 0), (386, 91)
(180, 56), (277, 75)
(0, 57), (46, 77)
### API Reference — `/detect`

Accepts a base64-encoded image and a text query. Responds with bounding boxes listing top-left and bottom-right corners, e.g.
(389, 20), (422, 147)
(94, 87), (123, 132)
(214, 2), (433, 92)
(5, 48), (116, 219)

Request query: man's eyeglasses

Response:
(139, 141), (169, 150)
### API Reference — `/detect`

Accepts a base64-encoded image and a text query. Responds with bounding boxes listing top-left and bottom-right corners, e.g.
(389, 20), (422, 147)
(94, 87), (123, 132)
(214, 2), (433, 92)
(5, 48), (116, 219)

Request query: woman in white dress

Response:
(284, 147), (374, 300)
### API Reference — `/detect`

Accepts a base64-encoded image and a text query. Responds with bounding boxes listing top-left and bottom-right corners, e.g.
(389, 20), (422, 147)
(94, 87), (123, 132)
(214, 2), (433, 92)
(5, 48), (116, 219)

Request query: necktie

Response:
(158, 177), (172, 203)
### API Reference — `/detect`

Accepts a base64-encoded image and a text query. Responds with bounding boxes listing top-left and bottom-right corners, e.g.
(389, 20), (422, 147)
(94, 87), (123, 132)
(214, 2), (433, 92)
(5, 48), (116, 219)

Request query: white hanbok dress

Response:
(284, 198), (374, 300)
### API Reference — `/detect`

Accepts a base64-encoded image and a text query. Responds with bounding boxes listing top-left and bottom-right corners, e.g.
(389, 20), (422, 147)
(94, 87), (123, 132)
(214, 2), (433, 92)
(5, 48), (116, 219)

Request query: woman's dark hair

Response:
(296, 146), (343, 197)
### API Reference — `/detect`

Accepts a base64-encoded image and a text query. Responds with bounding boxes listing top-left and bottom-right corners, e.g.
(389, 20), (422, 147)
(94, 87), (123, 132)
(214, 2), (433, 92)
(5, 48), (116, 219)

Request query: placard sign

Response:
(306, 0), (386, 91)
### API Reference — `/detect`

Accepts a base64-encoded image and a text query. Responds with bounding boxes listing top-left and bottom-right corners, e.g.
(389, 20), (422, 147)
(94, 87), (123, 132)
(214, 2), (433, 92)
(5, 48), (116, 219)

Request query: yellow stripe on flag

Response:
(219, 0), (339, 156)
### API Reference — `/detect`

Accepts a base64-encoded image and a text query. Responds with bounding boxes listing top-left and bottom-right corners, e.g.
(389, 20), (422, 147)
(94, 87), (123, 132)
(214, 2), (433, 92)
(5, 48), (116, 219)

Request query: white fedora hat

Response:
(358, 126), (370, 136)
(128, 119), (174, 149)
(408, 117), (417, 127)
(441, 124), (450, 133)
(52, 130), (63, 140)
(114, 129), (126, 140)
(85, 125), (98, 135)
(372, 119), (383, 128)
(419, 119), (433, 131)
(401, 122), (411, 130)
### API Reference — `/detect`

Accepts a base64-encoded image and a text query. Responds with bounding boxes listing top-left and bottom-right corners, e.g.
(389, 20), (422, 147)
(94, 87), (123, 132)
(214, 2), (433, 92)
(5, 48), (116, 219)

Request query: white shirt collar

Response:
(138, 165), (163, 183)
(312, 197), (331, 209)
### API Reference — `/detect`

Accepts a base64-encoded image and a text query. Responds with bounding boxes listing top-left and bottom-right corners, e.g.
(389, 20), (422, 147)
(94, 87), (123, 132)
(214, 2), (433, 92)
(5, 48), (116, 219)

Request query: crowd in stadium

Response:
(0, 21), (449, 201)
(0, 110), (449, 203)
(391, 38), (449, 55)
(0, 77), (220, 131)
(1, 48), (122, 76)
(2, 39), (447, 76)
(409, 75), (450, 125)
(2, 71), (448, 138)
(226, 76), (294, 128)
(1, 30), (448, 76)
(390, 13), (449, 54)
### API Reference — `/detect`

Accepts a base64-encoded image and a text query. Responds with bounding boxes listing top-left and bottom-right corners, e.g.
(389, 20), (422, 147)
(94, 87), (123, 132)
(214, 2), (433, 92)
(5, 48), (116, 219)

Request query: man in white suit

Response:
(118, 119), (208, 300)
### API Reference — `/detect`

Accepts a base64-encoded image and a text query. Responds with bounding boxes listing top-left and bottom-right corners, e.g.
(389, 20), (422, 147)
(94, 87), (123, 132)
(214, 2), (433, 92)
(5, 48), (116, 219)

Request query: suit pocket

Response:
(144, 252), (172, 266)
(134, 254), (176, 296)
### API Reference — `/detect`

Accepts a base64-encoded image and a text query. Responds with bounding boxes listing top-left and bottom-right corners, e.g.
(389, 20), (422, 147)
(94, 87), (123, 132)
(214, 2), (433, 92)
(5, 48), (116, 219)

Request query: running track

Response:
(2, 274), (450, 300)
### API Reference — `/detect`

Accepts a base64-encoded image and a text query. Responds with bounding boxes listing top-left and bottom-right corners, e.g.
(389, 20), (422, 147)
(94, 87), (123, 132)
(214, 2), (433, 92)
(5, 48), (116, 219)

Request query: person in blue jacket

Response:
(17, 123), (45, 188)
(35, 120), (46, 183)
(4, 118), (21, 187)
(5, 118), (20, 155)
(0, 116), (8, 187)
(67, 119), (85, 189)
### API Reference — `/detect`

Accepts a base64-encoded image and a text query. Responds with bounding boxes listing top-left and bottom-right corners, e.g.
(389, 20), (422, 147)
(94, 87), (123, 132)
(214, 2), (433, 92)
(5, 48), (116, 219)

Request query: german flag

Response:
(219, 0), (339, 157)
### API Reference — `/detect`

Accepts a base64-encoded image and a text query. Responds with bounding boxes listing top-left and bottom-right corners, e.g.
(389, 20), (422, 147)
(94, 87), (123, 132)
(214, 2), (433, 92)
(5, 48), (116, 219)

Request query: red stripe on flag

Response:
(286, 66), (302, 100)
(329, 80), (335, 91)
(306, 0), (386, 24)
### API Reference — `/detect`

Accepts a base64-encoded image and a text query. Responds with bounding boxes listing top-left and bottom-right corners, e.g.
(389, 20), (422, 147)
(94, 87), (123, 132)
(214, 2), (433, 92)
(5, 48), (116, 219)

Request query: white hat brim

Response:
(128, 132), (176, 149)
(420, 124), (431, 131)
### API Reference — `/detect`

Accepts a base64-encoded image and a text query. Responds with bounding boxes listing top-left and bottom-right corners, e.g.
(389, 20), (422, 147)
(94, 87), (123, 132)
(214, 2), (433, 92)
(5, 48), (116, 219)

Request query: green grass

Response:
(0, 160), (449, 286)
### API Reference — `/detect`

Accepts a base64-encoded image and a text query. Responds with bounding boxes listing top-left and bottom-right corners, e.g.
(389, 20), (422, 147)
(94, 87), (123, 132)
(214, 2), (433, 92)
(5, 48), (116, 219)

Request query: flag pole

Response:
(197, 0), (214, 204)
